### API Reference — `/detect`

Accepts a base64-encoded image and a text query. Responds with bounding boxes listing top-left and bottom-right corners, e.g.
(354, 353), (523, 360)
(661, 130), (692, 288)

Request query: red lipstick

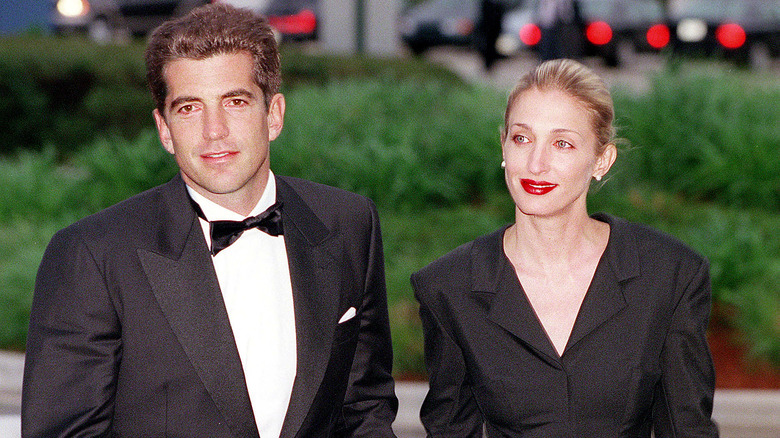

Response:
(521, 179), (557, 195)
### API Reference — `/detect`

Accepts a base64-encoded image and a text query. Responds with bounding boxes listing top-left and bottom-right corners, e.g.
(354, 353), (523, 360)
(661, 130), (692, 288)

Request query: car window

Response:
(671, 0), (751, 21)
(671, 0), (724, 20)
(579, 0), (661, 21)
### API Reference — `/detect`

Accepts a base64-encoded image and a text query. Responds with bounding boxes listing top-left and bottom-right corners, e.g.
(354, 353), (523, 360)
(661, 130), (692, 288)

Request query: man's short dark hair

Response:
(145, 3), (281, 112)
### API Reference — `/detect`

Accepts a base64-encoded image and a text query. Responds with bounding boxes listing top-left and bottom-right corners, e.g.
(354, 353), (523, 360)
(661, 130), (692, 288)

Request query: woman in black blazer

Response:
(411, 59), (719, 437)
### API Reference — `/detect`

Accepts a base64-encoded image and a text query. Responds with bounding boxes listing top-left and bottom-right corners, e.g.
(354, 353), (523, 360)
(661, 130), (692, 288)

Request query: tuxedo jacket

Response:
(411, 213), (718, 437)
(22, 174), (398, 437)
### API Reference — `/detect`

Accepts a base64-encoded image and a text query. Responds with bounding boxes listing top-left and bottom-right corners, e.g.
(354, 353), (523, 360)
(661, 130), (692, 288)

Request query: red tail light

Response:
(268, 9), (317, 35)
(519, 23), (542, 46)
(716, 23), (746, 49)
(586, 21), (612, 46)
(646, 24), (670, 49)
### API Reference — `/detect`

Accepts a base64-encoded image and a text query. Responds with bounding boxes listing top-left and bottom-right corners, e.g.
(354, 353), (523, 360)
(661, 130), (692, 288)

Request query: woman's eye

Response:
(513, 134), (530, 144)
(555, 139), (573, 149)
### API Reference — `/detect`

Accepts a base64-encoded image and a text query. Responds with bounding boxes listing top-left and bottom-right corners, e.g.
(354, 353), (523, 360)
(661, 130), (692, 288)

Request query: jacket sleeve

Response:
(338, 199), (398, 437)
(653, 258), (720, 437)
(411, 273), (484, 438)
(22, 228), (121, 437)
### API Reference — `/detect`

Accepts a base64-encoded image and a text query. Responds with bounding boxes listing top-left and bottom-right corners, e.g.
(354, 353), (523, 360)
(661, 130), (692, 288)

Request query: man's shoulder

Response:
(56, 178), (178, 243)
(276, 175), (375, 222)
(277, 175), (369, 204)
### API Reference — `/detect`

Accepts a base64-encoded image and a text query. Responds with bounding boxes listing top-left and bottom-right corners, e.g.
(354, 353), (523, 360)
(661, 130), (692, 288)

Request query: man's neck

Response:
(186, 172), (276, 219)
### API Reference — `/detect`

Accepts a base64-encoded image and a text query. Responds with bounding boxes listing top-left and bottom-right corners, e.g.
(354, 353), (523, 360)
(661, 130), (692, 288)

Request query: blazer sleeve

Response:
(653, 258), (719, 437)
(22, 228), (121, 437)
(411, 273), (484, 438)
(339, 199), (398, 437)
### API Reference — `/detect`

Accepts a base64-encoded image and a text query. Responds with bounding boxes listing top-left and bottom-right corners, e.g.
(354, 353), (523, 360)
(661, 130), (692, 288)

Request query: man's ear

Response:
(153, 109), (175, 154)
(267, 93), (285, 142)
(594, 143), (617, 180)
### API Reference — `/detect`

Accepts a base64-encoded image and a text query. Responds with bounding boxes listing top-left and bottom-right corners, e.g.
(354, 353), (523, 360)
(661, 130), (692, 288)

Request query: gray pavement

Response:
(3, 350), (780, 437)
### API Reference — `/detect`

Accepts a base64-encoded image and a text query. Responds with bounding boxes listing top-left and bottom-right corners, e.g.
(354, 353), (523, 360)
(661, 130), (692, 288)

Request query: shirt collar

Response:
(186, 171), (277, 222)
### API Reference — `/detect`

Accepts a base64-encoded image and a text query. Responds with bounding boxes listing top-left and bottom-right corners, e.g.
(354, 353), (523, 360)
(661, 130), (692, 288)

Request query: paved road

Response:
(421, 47), (780, 95)
(423, 47), (665, 94)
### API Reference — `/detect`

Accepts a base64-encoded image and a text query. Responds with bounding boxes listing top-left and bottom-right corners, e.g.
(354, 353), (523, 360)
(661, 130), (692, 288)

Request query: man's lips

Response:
(521, 179), (558, 195)
(202, 151), (237, 160)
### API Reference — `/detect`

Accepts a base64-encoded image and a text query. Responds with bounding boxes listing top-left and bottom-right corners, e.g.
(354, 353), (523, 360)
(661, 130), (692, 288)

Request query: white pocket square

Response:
(338, 307), (357, 324)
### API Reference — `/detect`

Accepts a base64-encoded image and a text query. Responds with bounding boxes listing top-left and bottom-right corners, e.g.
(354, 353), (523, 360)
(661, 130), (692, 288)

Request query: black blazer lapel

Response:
(472, 230), (561, 366)
(276, 177), (341, 438)
(137, 176), (260, 438)
(566, 214), (638, 353)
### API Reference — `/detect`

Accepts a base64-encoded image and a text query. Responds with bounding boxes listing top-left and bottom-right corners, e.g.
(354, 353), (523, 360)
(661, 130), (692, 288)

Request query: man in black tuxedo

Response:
(21, 4), (397, 437)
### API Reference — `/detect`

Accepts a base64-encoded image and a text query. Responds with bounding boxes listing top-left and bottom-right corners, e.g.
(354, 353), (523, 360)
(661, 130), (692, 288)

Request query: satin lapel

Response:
(471, 229), (560, 366)
(565, 213), (638, 354)
(137, 176), (260, 438)
(276, 177), (340, 438)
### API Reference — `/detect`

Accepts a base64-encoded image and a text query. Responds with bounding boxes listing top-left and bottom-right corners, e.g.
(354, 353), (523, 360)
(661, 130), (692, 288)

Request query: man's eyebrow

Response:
(167, 89), (257, 111)
(168, 95), (199, 111)
(223, 89), (256, 100)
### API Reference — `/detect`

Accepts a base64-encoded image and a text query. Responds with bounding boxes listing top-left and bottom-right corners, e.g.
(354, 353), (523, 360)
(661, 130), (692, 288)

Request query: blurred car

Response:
(399, 0), (480, 55)
(399, 0), (522, 55)
(669, 0), (780, 69)
(498, 0), (671, 67)
(263, 0), (317, 41)
(217, 0), (317, 41)
(52, 0), (316, 43)
(51, 0), (210, 42)
(214, 0), (269, 10)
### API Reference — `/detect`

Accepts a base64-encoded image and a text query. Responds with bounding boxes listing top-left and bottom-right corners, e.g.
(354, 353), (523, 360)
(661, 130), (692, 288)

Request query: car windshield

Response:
(579, 0), (662, 21)
(670, 0), (768, 21)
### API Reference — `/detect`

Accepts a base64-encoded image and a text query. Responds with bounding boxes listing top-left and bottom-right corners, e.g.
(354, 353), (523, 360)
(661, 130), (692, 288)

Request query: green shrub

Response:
(613, 70), (780, 211)
(275, 79), (506, 210)
(0, 52), (778, 376)
(0, 36), (464, 158)
(0, 36), (154, 156)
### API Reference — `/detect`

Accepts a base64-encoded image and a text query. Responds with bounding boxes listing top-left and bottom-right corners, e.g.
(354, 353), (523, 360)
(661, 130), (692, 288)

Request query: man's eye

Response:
(178, 104), (195, 114)
(227, 99), (247, 107)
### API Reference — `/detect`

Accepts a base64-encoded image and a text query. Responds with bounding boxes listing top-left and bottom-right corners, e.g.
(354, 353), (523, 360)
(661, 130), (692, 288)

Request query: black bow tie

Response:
(192, 200), (284, 256)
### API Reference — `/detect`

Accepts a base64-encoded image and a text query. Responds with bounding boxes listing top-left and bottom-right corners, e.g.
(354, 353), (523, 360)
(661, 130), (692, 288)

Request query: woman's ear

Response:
(593, 143), (617, 180)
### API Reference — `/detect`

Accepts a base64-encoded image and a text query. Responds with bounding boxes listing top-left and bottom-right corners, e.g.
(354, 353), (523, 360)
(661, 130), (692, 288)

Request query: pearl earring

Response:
(595, 175), (602, 181)
(501, 160), (506, 169)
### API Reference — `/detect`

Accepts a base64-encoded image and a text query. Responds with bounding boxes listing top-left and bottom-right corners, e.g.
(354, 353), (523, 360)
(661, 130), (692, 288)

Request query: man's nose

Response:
(203, 107), (229, 140)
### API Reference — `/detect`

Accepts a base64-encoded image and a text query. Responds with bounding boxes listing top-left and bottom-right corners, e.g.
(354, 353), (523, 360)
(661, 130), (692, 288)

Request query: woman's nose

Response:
(527, 144), (550, 174)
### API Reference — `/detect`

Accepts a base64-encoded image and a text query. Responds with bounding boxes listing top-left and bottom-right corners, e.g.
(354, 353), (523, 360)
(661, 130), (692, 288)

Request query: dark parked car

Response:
(499, 0), (670, 67)
(399, 0), (522, 55)
(51, 0), (209, 41)
(669, 0), (780, 69)
(399, 0), (480, 55)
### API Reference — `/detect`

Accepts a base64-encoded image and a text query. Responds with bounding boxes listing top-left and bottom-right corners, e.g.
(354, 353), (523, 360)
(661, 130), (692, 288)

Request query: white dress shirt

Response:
(187, 172), (296, 438)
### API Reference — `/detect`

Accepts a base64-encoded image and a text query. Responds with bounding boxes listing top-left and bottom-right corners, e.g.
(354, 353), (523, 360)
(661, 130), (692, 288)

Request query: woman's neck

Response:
(505, 211), (609, 276)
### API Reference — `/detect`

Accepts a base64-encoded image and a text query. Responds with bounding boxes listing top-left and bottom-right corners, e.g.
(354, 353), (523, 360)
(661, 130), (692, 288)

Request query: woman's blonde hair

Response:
(503, 59), (616, 154)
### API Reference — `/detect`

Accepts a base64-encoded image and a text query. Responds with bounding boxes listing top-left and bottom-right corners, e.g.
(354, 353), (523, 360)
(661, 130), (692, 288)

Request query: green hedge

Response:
(0, 35), (461, 158)
(0, 37), (778, 375)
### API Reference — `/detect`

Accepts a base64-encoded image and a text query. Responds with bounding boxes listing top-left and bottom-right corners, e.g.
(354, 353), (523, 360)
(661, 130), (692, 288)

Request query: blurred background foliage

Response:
(1, 35), (778, 376)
